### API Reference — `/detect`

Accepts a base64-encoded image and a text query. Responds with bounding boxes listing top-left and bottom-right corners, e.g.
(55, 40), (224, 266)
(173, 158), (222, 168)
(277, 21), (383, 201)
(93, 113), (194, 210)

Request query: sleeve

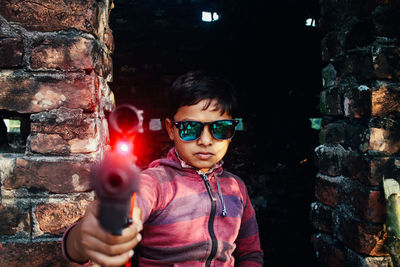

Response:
(134, 171), (162, 223)
(233, 190), (264, 266)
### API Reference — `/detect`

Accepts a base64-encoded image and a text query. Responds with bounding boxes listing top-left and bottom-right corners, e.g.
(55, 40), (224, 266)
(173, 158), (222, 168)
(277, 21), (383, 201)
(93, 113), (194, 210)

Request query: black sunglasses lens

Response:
(211, 120), (237, 140)
(178, 121), (203, 141)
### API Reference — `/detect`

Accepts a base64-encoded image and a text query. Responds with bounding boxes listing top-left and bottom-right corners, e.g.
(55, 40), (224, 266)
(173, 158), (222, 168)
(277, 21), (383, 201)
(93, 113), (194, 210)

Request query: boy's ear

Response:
(165, 118), (175, 141)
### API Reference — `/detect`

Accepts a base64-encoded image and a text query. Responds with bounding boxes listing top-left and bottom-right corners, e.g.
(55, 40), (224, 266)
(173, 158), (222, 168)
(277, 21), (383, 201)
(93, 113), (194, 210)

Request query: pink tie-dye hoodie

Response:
(133, 147), (263, 266)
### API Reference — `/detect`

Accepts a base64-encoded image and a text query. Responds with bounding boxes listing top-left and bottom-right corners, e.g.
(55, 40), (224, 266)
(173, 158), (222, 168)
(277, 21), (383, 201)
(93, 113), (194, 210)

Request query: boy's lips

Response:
(194, 152), (214, 160)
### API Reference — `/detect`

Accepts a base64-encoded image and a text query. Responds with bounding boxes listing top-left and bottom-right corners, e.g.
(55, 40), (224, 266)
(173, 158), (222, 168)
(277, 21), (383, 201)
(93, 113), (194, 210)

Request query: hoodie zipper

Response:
(201, 174), (218, 267)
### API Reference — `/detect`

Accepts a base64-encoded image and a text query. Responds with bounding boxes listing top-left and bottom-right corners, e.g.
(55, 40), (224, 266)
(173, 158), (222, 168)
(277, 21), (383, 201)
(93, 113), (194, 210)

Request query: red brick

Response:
(320, 87), (343, 116)
(371, 81), (400, 117)
(312, 233), (392, 267)
(0, 37), (24, 68)
(4, 156), (92, 193)
(369, 127), (400, 155)
(0, 241), (72, 266)
(370, 158), (400, 186)
(320, 120), (367, 151)
(30, 133), (69, 155)
(315, 175), (385, 224)
(373, 5), (400, 38)
(343, 85), (372, 118)
(316, 145), (371, 183)
(35, 200), (90, 236)
(0, 203), (30, 236)
(337, 212), (388, 256)
(321, 32), (342, 63)
(352, 190), (386, 224)
(315, 175), (341, 208)
(31, 35), (97, 72)
(372, 43), (400, 80)
(0, 0), (100, 34)
(333, 49), (374, 82)
(311, 233), (346, 267)
(0, 71), (98, 113)
(310, 202), (334, 233)
(30, 107), (97, 140)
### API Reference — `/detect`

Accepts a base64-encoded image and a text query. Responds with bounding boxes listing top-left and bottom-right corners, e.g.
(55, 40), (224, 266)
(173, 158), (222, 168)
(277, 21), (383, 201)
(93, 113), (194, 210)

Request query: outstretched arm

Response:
(63, 200), (143, 267)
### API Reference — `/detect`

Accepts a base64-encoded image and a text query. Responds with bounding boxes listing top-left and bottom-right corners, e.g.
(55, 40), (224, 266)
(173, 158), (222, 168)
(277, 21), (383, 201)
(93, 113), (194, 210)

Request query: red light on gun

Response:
(116, 140), (132, 155)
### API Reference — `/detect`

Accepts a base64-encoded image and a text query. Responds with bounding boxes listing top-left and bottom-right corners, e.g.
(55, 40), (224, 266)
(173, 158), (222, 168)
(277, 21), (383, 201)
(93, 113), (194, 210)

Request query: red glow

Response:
(115, 140), (133, 155)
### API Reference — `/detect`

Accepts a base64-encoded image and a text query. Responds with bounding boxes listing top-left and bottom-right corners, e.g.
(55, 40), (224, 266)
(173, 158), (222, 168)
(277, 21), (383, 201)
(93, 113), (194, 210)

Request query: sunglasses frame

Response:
(172, 119), (240, 142)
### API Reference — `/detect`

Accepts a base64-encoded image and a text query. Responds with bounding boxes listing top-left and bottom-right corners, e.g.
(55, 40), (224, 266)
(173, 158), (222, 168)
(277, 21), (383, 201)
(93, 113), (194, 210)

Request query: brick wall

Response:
(0, 0), (114, 265)
(312, 0), (400, 266)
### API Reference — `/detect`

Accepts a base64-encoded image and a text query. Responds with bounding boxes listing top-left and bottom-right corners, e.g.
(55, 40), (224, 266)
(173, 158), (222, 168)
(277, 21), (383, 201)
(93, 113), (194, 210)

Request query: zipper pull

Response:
(201, 174), (216, 202)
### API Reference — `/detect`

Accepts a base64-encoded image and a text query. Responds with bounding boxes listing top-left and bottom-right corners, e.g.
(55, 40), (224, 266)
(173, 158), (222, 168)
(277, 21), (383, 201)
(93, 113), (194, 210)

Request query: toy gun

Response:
(90, 104), (144, 235)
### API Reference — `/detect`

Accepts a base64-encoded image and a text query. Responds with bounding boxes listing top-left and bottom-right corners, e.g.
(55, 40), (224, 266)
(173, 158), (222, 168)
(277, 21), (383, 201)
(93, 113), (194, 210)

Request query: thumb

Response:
(86, 200), (99, 219)
(132, 206), (142, 227)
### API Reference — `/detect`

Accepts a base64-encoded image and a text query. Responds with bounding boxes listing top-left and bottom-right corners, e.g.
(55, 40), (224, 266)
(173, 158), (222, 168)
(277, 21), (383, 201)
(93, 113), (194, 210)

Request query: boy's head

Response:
(165, 71), (239, 172)
(165, 70), (238, 120)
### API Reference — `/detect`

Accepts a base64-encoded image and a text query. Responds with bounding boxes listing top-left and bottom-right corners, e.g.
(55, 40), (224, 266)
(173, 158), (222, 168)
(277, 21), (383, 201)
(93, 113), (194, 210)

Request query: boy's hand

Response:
(66, 200), (143, 267)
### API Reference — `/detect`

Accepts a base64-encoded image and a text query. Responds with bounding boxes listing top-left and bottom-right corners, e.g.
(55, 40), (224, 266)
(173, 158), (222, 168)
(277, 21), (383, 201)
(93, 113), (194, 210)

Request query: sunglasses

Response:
(172, 119), (239, 142)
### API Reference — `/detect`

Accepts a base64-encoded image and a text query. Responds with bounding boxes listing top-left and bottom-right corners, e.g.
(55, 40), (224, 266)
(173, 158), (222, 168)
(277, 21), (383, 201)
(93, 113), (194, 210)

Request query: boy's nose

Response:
(197, 125), (213, 146)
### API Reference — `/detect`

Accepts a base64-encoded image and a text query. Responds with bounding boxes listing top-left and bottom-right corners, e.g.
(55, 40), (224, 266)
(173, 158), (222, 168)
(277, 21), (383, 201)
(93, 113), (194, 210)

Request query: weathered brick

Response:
(0, 203), (30, 236)
(0, 241), (73, 266)
(31, 35), (97, 72)
(0, 0), (100, 34)
(0, 37), (24, 68)
(343, 85), (371, 118)
(333, 49), (374, 82)
(315, 174), (342, 207)
(320, 0), (399, 33)
(315, 144), (372, 185)
(30, 133), (69, 155)
(321, 32), (342, 63)
(310, 202), (334, 233)
(0, 71), (98, 113)
(320, 88), (343, 116)
(320, 120), (368, 151)
(29, 133), (100, 155)
(311, 233), (346, 267)
(68, 137), (100, 154)
(336, 211), (387, 256)
(321, 63), (338, 89)
(315, 174), (385, 223)
(370, 157), (400, 186)
(369, 127), (400, 155)
(4, 156), (93, 193)
(30, 107), (97, 140)
(372, 44), (400, 81)
(373, 6), (400, 39)
(35, 200), (90, 236)
(371, 81), (400, 117)
(352, 190), (386, 224)
(312, 233), (391, 267)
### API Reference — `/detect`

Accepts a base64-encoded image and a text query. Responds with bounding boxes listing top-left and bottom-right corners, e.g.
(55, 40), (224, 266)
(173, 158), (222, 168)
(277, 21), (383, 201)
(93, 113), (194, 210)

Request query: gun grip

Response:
(129, 192), (136, 222)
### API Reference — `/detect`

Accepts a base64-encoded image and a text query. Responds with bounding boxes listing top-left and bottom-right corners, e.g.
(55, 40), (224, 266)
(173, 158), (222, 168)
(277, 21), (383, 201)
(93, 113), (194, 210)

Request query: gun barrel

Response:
(90, 104), (143, 235)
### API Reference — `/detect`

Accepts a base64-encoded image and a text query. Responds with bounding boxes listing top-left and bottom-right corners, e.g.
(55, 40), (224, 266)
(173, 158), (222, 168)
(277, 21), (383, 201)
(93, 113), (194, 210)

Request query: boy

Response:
(62, 71), (264, 266)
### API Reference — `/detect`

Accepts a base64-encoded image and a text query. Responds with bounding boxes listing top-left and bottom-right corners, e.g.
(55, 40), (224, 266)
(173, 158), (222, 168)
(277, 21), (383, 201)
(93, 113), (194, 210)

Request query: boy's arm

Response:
(62, 200), (143, 266)
(234, 192), (264, 266)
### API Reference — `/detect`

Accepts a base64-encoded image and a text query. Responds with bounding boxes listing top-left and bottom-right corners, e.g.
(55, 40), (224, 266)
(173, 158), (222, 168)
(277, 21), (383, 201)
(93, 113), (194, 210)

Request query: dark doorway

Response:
(110, 1), (322, 266)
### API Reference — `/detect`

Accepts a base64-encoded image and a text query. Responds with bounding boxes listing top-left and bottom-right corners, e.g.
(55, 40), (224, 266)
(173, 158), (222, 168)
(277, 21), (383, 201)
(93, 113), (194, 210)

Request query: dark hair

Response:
(166, 70), (238, 119)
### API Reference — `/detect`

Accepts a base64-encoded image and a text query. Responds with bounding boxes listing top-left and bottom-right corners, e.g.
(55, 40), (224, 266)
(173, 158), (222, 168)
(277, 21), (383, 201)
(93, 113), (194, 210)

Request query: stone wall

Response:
(0, 0), (114, 265)
(312, 0), (400, 266)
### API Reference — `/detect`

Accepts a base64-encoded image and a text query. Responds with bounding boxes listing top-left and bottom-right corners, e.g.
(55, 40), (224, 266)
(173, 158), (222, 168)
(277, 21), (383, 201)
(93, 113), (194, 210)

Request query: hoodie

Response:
(132, 148), (263, 266)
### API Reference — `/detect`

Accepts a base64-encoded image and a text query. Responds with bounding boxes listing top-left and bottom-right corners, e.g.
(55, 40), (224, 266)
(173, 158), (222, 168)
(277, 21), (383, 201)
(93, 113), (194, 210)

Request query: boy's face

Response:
(166, 99), (232, 173)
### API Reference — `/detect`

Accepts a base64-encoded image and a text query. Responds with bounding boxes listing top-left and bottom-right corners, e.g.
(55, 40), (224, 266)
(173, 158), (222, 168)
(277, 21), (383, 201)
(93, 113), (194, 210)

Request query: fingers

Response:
(81, 231), (141, 258)
(78, 203), (143, 266)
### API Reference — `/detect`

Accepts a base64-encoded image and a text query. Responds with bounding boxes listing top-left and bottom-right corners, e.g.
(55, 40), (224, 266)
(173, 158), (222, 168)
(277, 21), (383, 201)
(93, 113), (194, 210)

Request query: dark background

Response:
(109, 1), (322, 265)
